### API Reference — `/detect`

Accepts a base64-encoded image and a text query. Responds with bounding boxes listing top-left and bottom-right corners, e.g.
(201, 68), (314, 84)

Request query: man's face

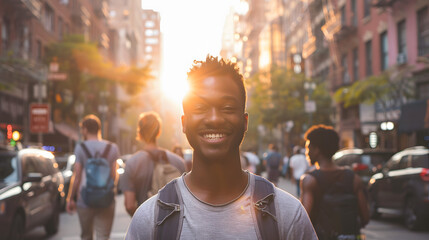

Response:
(305, 140), (317, 165)
(182, 75), (248, 162)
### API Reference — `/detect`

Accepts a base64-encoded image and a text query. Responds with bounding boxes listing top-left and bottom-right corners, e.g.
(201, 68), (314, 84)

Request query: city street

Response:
(24, 176), (429, 240)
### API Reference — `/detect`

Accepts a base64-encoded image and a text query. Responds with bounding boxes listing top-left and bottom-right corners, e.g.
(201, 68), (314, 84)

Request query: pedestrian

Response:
(125, 55), (317, 239)
(172, 144), (192, 171)
(263, 143), (282, 185)
(119, 111), (186, 216)
(300, 125), (370, 240)
(66, 114), (120, 240)
(289, 145), (309, 197)
(281, 150), (290, 178)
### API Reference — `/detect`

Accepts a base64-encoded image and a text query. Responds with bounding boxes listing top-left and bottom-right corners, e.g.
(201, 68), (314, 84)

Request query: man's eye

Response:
(222, 106), (236, 112)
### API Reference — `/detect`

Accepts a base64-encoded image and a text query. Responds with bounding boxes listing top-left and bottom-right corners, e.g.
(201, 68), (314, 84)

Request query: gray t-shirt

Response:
(119, 149), (186, 205)
(125, 173), (317, 239)
(74, 140), (120, 208)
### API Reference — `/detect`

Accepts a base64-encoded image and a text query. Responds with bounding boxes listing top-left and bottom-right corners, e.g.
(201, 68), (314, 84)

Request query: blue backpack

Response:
(153, 174), (280, 240)
(80, 143), (114, 208)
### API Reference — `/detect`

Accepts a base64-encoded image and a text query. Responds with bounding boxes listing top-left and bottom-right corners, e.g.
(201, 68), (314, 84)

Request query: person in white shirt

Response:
(289, 146), (309, 197)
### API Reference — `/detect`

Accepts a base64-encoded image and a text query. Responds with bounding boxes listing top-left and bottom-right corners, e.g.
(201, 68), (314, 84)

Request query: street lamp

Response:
(304, 81), (316, 127)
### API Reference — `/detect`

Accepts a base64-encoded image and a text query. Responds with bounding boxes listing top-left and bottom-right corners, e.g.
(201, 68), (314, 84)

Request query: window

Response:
(353, 48), (359, 81)
(380, 31), (388, 71)
(145, 21), (155, 28)
(36, 40), (42, 60)
(341, 6), (346, 25)
(397, 20), (406, 55)
(42, 4), (55, 32)
(20, 25), (31, 60)
(1, 19), (10, 52)
(341, 54), (350, 84)
(365, 40), (372, 76)
(351, 0), (357, 26)
(364, 0), (371, 18)
(417, 7), (429, 56)
(58, 17), (63, 39)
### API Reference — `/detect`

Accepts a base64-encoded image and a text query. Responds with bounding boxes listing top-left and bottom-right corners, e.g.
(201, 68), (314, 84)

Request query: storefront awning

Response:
(54, 123), (79, 141)
(398, 100), (429, 133)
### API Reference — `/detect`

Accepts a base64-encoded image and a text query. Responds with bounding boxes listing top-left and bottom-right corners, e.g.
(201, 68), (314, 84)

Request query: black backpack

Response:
(309, 169), (361, 240)
(153, 174), (279, 240)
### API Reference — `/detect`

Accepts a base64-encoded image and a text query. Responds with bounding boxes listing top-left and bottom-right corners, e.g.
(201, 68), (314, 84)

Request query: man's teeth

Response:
(204, 133), (226, 139)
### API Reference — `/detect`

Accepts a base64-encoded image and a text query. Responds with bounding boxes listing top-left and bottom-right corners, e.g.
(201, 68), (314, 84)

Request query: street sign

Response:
(305, 100), (316, 113)
(30, 103), (50, 133)
(48, 72), (67, 81)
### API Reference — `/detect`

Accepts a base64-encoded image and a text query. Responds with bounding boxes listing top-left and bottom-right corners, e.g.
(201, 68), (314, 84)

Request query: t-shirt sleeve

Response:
(125, 195), (157, 240)
(120, 156), (137, 192)
(286, 204), (318, 240)
(74, 143), (86, 165)
(275, 188), (318, 239)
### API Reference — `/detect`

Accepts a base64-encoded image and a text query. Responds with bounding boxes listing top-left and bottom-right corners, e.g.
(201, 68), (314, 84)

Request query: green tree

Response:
(44, 35), (153, 125)
(243, 65), (332, 151)
(334, 65), (415, 112)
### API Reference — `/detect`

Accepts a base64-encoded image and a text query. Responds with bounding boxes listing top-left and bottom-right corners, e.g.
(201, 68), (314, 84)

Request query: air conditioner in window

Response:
(397, 52), (407, 64)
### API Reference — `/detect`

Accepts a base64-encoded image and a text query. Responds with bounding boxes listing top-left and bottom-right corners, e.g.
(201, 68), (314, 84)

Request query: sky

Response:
(141, 0), (238, 103)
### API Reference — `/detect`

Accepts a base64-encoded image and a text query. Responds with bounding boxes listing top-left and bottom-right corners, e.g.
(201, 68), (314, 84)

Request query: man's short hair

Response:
(184, 55), (247, 110)
(304, 125), (339, 159)
(268, 143), (278, 151)
(80, 114), (101, 134)
(136, 111), (162, 143)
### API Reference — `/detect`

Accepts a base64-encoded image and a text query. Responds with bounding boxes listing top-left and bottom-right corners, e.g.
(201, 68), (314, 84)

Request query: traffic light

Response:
(7, 124), (12, 140)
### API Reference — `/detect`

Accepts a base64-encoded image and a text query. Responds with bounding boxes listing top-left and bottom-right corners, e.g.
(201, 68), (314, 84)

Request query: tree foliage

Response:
(245, 65), (333, 149)
(334, 65), (415, 110)
(44, 35), (153, 124)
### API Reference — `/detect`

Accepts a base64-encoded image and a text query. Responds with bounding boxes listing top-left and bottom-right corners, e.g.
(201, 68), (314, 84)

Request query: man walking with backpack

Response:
(300, 125), (370, 240)
(120, 111), (186, 216)
(126, 56), (317, 239)
(66, 114), (120, 240)
(264, 143), (282, 185)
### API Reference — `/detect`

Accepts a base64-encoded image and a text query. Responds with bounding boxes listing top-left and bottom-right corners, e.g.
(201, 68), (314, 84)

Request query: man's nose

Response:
(205, 108), (224, 125)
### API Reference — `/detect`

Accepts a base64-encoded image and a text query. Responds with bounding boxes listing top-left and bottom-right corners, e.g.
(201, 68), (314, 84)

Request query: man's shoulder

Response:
(274, 187), (301, 207)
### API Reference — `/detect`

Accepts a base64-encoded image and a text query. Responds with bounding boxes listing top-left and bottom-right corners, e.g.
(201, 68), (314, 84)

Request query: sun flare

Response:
(161, 72), (189, 104)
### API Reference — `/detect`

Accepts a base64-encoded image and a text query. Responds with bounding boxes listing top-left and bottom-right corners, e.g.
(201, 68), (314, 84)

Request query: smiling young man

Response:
(125, 56), (317, 239)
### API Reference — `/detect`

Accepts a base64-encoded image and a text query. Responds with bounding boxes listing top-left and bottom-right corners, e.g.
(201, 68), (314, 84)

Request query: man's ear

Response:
(244, 113), (249, 132)
(181, 115), (186, 134)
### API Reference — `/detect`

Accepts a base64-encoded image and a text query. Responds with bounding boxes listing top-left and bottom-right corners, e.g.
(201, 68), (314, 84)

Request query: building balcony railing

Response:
(322, 13), (357, 41)
(4, 0), (42, 19)
(71, 4), (91, 27)
(372, 0), (402, 8)
(303, 36), (316, 59)
(90, 0), (109, 19)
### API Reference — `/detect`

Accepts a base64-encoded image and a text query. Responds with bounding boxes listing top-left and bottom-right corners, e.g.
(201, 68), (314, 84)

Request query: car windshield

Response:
(0, 154), (19, 184)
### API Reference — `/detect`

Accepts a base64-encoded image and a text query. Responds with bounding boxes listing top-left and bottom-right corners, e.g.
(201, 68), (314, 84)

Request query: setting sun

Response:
(161, 71), (189, 103)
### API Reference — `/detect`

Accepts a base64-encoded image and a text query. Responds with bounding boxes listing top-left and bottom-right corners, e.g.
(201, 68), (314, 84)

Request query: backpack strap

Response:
(80, 142), (92, 159)
(101, 143), (112, 159)
(253, 175), (280, 240)
(154, 179), (183, 240)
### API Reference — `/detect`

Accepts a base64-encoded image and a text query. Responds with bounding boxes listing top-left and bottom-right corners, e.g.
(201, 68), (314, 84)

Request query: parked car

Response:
(332, 148), (394, 185)
(58, 154), (76, 209)
(368, 146), (429, 230)
(0, 147), (65, 240)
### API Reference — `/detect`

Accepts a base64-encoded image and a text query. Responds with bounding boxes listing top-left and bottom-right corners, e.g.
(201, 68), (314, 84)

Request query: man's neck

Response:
(316, 156), (338, 170)
(185, 153), (248, 205)
(85, 133), (100, 141)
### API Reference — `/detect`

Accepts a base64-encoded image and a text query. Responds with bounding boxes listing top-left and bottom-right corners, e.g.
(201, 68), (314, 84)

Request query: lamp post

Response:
(304, 81), (316, 127)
